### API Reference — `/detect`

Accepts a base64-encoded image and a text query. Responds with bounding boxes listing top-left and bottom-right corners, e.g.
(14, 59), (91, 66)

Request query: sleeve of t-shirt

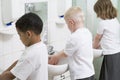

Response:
(10, 58), (35, 80)
(97, 22), (105, 34)
(64, 36), (77, 56)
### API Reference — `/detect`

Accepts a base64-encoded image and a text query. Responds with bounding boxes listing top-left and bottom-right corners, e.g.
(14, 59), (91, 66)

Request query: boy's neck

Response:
(28, 35), (41, 46)
(75, 23), (84, 31)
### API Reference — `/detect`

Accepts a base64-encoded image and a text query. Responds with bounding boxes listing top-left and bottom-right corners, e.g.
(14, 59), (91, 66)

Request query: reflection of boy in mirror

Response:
(0, 13), (48, 80)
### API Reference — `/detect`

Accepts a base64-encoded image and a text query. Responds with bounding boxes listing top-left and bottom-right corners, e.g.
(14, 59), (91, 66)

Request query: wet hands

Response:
(48, 55), (59, 65)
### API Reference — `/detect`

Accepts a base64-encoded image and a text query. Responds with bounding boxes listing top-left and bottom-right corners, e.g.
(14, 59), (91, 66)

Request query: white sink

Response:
(48, 64), (68, 80)
(48, 64), (68, 75)
(48, 57), (68, 80)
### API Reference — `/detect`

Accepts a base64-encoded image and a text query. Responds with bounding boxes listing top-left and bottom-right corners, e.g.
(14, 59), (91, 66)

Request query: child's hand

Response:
(48, 55), (59, 65)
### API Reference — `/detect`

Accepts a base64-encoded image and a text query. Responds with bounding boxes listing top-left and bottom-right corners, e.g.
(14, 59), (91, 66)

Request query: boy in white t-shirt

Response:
(49, 7), (95, 80)
(0, 13), (48, 80)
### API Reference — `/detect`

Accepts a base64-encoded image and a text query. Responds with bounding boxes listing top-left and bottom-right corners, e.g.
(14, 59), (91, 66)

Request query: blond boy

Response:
(49, 7), (95, 80)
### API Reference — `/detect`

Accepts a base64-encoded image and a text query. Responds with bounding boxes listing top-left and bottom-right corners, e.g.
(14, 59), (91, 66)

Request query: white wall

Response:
(0, 0), (25, 70)
(48, 0), (71, 51)
(0, 30), (25, 70)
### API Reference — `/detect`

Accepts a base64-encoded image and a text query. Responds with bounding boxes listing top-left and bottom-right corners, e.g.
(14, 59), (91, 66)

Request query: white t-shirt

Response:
(11, 42), (48, 80)
(64, 27), (95, 80)
(97, 18), (120, 55)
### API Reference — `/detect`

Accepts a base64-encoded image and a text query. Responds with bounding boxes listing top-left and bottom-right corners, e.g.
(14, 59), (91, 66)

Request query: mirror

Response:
(25, 2), (48, 45)
(25, 2), (47, 23)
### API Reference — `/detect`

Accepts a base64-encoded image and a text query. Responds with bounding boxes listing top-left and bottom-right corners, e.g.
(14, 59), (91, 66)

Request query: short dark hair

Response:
(15, 13), (43, 35)
(94, 0), (117, 19)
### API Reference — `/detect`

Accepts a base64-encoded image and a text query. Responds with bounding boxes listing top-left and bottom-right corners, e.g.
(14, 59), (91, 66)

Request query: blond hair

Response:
(94, 0), (117, 19)
(64, 7), (85, 22)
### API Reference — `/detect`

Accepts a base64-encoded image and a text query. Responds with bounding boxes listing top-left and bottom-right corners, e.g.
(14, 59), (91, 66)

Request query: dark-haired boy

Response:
(0, 13), (48, 80)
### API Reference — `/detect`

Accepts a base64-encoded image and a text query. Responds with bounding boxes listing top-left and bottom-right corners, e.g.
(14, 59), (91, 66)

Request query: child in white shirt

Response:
(0, 13), (48, 80)
(93, 0), (120, 80)
(49, 7), (95, 80)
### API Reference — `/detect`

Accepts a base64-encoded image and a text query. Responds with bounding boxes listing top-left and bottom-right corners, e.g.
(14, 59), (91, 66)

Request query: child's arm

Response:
(93, 34), (103, 49)
(0, 60), (18, 80)
(3, 60), (18, 72)
(48, 50), (67, 65)
(0, 71), (15, 80)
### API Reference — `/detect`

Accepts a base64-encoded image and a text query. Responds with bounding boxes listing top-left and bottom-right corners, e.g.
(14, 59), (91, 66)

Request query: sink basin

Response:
(48, 64), (68, 80)
(48, 64), (68, 76)
(48, 57), (68, 80)
(93, 49), (103, 58)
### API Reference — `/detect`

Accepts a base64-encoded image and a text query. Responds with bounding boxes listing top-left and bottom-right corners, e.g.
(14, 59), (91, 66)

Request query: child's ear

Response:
(26, 31), (32, 39)
(68, 19), (75, 25)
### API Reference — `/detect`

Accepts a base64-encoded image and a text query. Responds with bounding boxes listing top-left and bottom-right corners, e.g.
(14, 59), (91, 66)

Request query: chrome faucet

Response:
(47, 45), (55, 55)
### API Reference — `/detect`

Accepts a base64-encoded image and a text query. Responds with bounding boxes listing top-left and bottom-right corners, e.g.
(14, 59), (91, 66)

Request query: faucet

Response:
(47, 45), (55, 55)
